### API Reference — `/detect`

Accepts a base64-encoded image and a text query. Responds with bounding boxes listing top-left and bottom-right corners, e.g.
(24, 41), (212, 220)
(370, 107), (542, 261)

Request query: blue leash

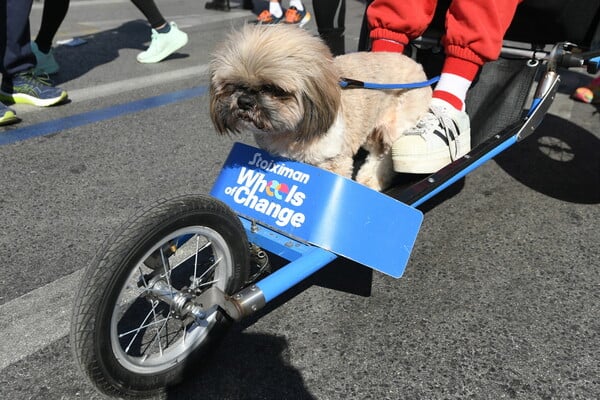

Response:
(339, 76), (440, 90)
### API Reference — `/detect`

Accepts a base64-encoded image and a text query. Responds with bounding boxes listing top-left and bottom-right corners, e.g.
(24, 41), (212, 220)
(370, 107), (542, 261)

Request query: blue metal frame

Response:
(241, 216), (338, 302)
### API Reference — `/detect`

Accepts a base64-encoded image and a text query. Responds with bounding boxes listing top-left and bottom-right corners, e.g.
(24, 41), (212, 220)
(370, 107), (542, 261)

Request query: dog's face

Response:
(209, 24), (341, 141)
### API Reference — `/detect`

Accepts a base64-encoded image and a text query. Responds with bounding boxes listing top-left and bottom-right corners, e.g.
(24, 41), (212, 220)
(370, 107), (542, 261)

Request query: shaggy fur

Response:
(209, 24), (431, 191)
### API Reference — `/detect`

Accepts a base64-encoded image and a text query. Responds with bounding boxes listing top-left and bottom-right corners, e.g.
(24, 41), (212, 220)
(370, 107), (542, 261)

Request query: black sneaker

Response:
(0, 70), (68, 107)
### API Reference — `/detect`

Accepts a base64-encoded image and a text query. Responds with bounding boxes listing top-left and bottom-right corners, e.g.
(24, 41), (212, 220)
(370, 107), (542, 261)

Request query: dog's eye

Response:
(261, 84), (287, 98)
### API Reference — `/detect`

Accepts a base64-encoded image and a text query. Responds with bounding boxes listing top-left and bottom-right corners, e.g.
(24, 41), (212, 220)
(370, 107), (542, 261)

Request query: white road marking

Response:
(68, 64), (209, 102)
(0, 269), (82, 370)
(13, 64), (210, 115)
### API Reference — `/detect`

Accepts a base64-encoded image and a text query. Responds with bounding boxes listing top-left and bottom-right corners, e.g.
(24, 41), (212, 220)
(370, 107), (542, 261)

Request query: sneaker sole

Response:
(0, 90), (68, 107)
(298, 13), (311, 28)
(137, 34), (189, 64)
(0, 110), (18, 126)
(285, 12), (311, 28)
(392, 141), (471, 174)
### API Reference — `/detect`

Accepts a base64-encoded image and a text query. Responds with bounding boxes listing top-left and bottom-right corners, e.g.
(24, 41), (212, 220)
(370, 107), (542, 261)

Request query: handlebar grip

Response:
(559, 53), (584, 68)
(587, 57), (599, 74)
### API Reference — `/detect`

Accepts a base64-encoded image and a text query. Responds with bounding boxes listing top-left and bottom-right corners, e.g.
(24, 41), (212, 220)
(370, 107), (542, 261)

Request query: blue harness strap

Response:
(339, 76), (440, 90)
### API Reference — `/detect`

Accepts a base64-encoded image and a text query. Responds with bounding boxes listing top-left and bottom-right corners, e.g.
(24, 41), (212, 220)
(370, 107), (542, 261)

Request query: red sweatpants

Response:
(367, 0), (523, 66)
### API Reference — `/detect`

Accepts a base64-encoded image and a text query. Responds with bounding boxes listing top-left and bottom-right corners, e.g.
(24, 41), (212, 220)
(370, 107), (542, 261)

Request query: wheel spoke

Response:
(119, 315), (170, 340)
(159, 247), (179, 315)
(149, 305), (169, 357)
(192, 235), (199, 287)
(121, 299), (162, 354)
(193, 255), (222, 287)
(160, 248), (173, 286)
(109, 220), (240, 374)
(137, 265), (149, 288)
(191, 237), (212, 290)
(196, 279), (220, 288)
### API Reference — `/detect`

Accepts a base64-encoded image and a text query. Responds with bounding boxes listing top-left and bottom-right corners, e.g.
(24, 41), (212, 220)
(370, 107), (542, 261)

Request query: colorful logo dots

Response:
(266, 180), (289, 200)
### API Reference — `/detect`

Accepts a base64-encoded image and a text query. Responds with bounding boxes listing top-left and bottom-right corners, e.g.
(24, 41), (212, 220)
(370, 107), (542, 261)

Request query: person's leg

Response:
(130, 0), (167, 30)
(31, 0), (70, 74)
(312, 0), (346, 55)
(132, 0), (189, 63)
(205, 0), (231, 12)
(391, 0), (523, 173)
(437, 0), (523, 111)
(357, 0), (372, 51)
(1, 0), (68, 107)
(367, 0), (437, 53)
(35, 0), (70, 53)
(269, 0), (283, 18)
(2, 0), (36, 76)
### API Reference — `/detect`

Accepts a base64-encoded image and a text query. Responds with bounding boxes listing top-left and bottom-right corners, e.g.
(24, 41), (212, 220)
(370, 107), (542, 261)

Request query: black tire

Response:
(70, 194), (250, 399)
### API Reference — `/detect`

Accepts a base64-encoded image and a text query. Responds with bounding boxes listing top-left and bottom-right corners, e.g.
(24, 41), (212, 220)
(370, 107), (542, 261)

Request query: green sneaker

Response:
(0, 102), (18, 126)
(31, 42), (60, 75)
(137, 22), (189, 64)
(0, 70), (68, 107)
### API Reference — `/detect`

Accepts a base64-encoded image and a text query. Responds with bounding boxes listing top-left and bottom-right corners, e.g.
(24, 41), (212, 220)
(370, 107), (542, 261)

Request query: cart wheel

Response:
(70, 194), (250, 399)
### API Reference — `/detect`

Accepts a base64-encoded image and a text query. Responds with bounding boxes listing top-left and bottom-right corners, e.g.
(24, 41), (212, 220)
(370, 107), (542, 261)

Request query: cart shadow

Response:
(165, 254), (372, 398)
(167, 332), (316, 400)
(495, 114), (600, 204)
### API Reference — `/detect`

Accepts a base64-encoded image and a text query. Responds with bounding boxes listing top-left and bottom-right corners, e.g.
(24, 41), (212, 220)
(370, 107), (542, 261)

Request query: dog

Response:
(209, 24), (431, 191)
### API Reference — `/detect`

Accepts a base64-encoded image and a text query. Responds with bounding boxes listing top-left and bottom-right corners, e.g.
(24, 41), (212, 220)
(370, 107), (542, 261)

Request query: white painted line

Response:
(0, 269), (82, 370)
(68, 64), (209, 102)
(13, 64), (209, 115)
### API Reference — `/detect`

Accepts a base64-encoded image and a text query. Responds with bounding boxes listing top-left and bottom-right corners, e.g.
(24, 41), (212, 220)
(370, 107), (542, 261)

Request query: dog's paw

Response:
(356, 176), (384, 192)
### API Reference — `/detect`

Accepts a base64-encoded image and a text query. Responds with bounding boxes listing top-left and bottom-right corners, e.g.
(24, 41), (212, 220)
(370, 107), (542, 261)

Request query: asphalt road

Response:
(1, 1), (599, 399)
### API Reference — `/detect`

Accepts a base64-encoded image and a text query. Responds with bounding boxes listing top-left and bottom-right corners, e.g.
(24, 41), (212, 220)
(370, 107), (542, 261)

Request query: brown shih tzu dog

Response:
(209, 24), (431, 191)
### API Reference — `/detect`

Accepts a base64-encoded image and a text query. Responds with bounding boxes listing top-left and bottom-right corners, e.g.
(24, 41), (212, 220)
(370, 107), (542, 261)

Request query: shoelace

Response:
(408, 105), (460, 161)
(18, 71), (53, 87)
(429, 105), (460, 161)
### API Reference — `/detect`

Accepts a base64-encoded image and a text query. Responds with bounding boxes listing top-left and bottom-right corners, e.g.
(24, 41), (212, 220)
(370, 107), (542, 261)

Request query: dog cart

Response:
(70, 1), (600, 398)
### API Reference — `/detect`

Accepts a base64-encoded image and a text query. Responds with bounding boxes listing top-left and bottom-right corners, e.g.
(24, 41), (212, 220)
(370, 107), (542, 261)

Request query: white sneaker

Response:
(137, 22), (189, 64)
(392, 98), (471, 173)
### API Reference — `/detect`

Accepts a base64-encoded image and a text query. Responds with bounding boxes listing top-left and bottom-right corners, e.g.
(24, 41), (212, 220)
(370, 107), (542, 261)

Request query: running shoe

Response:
(572, 75), (600, 104)
(392, 98), (471, 173)
(137, 22), (189, 64)
(0, 102), (18, 126)
(0, 70), (68, 107)
(255, 9), (284, 24)
(284, 6), (311, 27)
(31, 42), (60, 75)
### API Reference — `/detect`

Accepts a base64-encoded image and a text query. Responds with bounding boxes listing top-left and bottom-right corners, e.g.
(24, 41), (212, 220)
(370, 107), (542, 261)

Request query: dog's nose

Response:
(237, 94), (255, 110)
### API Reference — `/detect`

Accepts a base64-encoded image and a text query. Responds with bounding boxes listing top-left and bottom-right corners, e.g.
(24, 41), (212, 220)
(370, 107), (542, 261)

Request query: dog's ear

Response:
(209, 79), (228, 135)
(296, 80), (341, 139)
